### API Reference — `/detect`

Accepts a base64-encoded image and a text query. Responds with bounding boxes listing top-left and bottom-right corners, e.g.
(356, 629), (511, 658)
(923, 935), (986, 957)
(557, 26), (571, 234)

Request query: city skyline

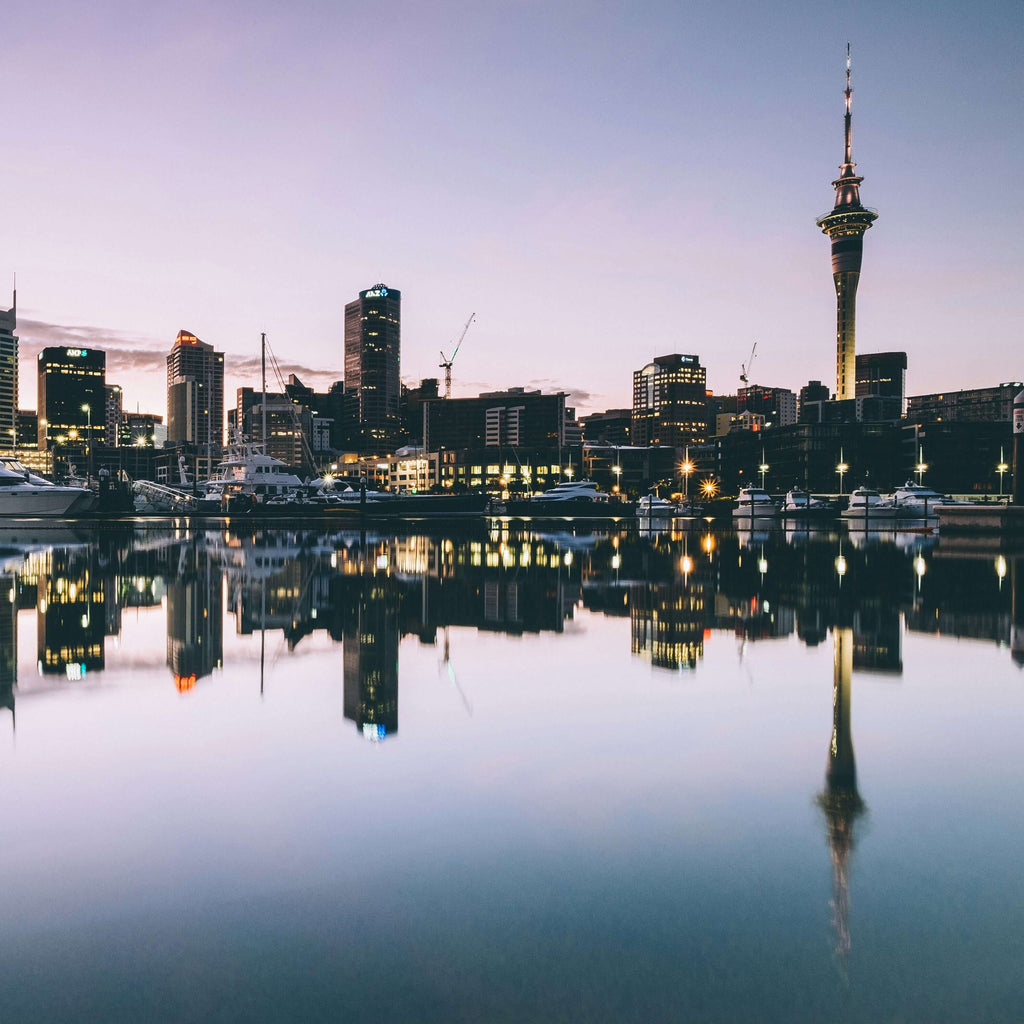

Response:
(3, 1), (1021, 420)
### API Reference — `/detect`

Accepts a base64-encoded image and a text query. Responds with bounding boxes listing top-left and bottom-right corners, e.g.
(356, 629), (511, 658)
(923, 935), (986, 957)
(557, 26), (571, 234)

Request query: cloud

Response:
(16, 318), (343, 391)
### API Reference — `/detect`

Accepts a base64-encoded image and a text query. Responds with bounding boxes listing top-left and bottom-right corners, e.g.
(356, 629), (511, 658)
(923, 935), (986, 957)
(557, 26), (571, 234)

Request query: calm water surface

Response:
(0, 519), (1021, 1023)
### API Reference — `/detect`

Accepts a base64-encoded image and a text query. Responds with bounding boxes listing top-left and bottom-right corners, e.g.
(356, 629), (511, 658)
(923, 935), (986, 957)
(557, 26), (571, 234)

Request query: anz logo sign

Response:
(65, 348), (89, 358)
(363, 285), (389, 299)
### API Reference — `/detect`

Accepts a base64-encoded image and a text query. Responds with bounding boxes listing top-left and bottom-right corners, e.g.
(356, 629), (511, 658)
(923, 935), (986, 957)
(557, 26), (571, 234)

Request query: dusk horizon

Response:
(4, 0), (1021, 421)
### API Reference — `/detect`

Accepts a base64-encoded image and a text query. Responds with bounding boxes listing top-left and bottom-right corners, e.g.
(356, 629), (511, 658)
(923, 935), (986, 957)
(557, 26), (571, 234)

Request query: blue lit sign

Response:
(65, 348), (89, 358)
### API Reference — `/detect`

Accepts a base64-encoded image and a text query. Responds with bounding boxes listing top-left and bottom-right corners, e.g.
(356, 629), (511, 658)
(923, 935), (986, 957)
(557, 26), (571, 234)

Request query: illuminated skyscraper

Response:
(37, 346), (106, 449)
(0, 291), (16, 454)
(816, 47), (879, 401)
(166, 330), (225, 449)
(344, 284), (401, 454)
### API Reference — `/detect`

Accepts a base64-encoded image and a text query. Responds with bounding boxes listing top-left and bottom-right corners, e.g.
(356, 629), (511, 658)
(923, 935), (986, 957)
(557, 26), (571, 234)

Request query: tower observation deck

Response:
(816, 46), (878, 401)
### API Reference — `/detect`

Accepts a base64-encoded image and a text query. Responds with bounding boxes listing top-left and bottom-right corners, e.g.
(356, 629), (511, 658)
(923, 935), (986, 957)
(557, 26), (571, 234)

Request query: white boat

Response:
(841, 485), (899, 520)
(890, 481), (965, 518)
(197, 432), (306, 512)
(732, 485), (779, 519)
(0, 456), (95, 517)
(781, 488), (835, 519)
(531, 480), (609, 503)
(636, 493), (680, 519)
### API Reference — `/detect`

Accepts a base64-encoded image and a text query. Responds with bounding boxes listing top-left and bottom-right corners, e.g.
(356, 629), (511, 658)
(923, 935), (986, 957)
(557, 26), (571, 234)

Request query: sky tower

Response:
(816, 46), (878, 401)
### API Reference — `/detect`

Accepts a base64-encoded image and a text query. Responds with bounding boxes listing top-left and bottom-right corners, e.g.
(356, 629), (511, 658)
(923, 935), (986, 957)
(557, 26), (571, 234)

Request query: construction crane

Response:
(740, 341), (758, 386)
(439, 313), (476, 399)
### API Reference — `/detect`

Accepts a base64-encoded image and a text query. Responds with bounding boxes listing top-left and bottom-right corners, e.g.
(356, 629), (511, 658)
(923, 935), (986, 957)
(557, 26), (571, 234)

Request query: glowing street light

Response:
(81, 403), (93, 480)
(914, 445), (927, 485)
(758, 456), (769, 490)
(836, 446), (849, 495)
(997, 447), (1009, 499)
(612, 463), (622, 494)
(700, 477), (718, 500)
(681, 454), (694, 500)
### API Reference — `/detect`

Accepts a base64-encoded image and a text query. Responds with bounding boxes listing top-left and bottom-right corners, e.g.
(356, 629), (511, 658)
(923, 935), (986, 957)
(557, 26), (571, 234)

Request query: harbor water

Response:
(0, 520), (1021, 1022)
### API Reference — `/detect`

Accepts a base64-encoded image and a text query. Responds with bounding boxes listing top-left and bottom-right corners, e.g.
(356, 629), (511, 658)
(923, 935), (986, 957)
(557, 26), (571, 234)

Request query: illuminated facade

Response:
(632, 354), (707, 447)
(166, 330), (225, 449)
(344, 284), (401, 454)
(37, 346), (106, 450)
(816, 48), (879, 401)
(0, 292), (16, 453)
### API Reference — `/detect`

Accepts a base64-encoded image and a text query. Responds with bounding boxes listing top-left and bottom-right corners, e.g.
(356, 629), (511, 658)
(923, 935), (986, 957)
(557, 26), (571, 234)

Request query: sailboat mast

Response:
(261, 332), (267, 449)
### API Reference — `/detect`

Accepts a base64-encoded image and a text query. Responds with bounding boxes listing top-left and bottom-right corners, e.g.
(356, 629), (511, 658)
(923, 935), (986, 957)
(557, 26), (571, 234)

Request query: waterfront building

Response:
(37, 346), (106, 451)
(0, 292), (16, 453)
(105, 384), (123, 447)
(798, 380), (831, 423)
(816, 47), (879, 401)
(344, 283), (401, 454)
(580, 409), (632, 446)
(906, 382), (1023, 424)
(737, 385), (797, 428)
(166, 330), (225, 450)
(121, 411), (163, 447)
(855, 352), (906, 405)
(632, 354), (707, 447)
(424, 387), (566, 454)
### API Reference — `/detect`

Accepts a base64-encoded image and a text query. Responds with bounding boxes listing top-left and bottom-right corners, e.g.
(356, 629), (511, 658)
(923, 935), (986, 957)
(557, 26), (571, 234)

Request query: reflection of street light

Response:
(996, 555), (1007, 590)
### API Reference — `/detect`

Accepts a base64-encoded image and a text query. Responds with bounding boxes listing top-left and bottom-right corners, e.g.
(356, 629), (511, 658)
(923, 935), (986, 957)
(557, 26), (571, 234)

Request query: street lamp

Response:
(680, 448), (694, 500)
(836, 446), (848, 496)
(758, 458), (769, 490)
(997, 447), (1009, 500)
(914, 445), (927, 486)
(81, 403), (92, 480)
(612, 463), (622, 494)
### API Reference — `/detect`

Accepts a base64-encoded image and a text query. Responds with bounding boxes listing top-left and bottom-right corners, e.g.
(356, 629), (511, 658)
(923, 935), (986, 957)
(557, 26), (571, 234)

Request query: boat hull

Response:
(0, 486), (94, 517)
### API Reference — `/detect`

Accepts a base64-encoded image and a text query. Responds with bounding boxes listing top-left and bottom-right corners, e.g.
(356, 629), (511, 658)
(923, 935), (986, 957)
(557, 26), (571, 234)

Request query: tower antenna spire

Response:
(844, 42), (853, 168)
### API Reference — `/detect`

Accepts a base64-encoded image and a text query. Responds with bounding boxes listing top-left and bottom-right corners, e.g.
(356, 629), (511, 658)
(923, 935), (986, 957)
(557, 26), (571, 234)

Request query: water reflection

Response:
(1, 523), (1021, 714)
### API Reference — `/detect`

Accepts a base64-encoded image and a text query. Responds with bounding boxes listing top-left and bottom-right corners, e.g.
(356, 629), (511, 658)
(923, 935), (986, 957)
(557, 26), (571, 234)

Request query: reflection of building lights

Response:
(175, 674), (197, 693)
(612, 554), (620, 569)
(995, 555), (1007, 580)
(914, 555), (926, 578)
(375, 553), (389, 570)
(681, 555), (693, 575)
(564, 552), (573, 567)
(362, 723), (387, 742)
(758, 557), (768, 575)
(835, 555), (847, 576)
(702, 534), (715, 554)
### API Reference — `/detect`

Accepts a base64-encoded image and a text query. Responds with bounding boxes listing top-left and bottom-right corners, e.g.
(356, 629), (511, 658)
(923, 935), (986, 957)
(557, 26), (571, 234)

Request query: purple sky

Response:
(3, 0), (1021, 418)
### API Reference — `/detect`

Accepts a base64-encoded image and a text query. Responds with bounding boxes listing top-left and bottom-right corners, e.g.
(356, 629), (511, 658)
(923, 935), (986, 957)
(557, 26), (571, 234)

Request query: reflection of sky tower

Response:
(816, 46), (879, 401)
(817, 627), (866, 967)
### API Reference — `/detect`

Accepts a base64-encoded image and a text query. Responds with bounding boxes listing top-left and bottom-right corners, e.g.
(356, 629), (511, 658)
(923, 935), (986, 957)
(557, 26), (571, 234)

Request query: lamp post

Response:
(758, 451), (769, 490)
(915, 445), (927, 486)
(81, 403), (93, 481)
(836, 446), (848, 496)
(612, 463), (622, 495)
(997, 447), (1008, 500)
(681, 447), (694, 501)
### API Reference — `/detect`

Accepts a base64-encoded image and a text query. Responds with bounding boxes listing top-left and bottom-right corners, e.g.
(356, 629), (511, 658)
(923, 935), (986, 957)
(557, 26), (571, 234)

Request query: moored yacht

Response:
(841, 485), (899, 520)
(890, 480), (965, 518)
(781, 488), (835, 520)
(732, 485), (779, 519)
(636, 493), (680, 519)
(0, 456), (95, 517)
(197, 433), (306, 513)
(531, 480), (609, 503)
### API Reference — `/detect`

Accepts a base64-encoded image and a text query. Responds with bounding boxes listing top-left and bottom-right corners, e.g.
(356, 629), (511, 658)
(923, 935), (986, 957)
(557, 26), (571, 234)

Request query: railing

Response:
(132, 480), (199, 512)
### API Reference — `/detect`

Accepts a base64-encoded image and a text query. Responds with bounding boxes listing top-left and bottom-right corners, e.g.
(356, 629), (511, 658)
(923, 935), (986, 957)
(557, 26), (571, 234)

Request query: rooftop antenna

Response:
(844, 42), (854, 168)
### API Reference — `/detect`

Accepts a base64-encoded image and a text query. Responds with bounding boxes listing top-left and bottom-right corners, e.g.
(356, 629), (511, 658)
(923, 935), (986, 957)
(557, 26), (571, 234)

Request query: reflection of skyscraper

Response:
(0, 573), (16, 718)
(343, 577), (400, 741)
(37, 551), (106, 677)
(166, 549), (224, 692)
(817, 627), (866, 967)
(630, 581), (706, 670)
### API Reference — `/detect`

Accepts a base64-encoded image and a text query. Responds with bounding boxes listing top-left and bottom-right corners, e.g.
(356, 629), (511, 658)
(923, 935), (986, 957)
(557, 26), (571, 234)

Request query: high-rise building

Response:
(37, 346), (106, 449)
(166, 330), (224, 450)
(816, 47), (879, 401)
(0, 292), (17, 453)
(104, 384), (123, 447)
(855, 352), (906, 404)
(632, 354), (707, 447)
(737, 385), (797, 428)
(344, 284), (401, 454)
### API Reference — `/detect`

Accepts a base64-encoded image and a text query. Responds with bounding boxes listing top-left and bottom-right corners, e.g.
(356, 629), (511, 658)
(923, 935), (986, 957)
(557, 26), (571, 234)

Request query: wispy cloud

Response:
(17, 318), (343, 392)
